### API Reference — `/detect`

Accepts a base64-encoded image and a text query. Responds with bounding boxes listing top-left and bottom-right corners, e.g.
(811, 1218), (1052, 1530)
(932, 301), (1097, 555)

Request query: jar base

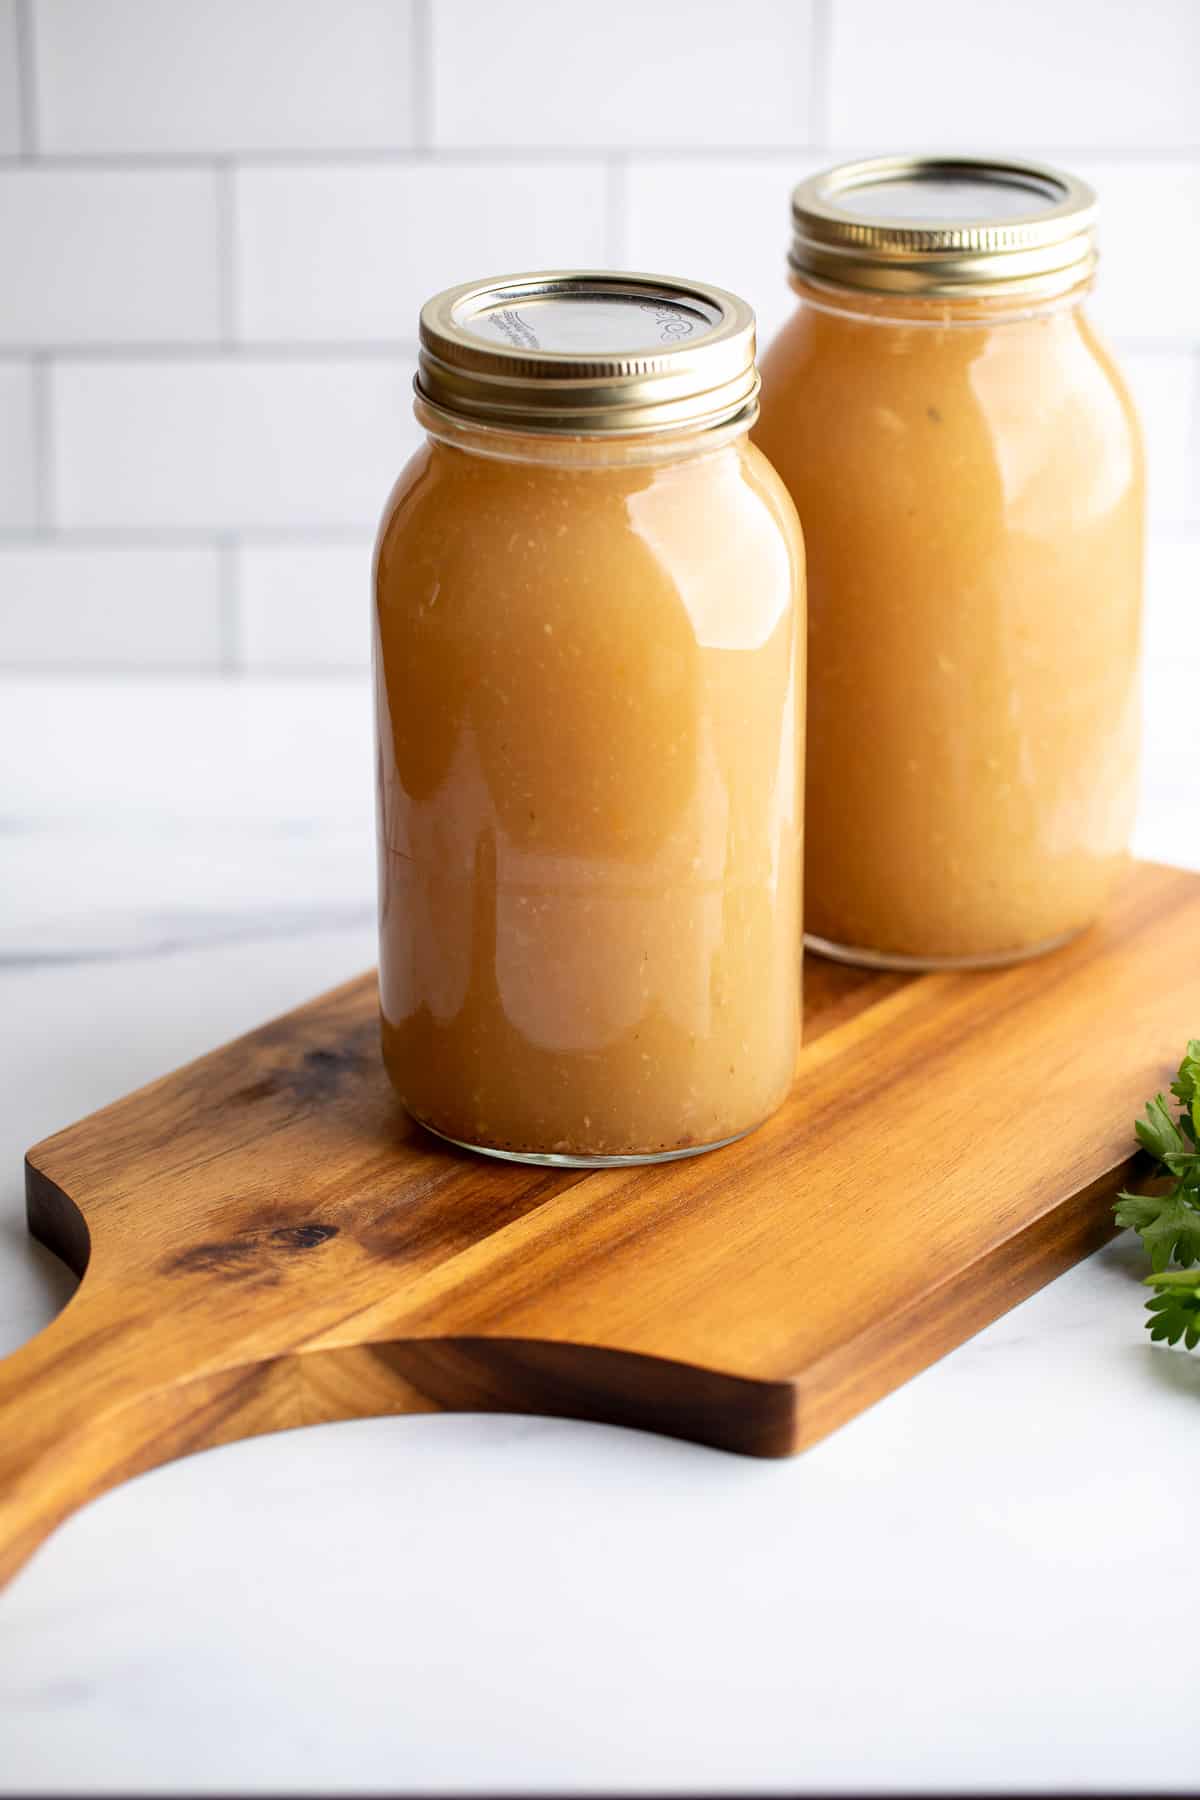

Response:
(804, 923), (1088, 973)
(415, 1118), (755, 1169)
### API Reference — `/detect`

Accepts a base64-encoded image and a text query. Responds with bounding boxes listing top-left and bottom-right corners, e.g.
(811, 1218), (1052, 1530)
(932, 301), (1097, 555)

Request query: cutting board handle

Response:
(0, 1167), (294, 1588)
(0, 1299), (152, 1587)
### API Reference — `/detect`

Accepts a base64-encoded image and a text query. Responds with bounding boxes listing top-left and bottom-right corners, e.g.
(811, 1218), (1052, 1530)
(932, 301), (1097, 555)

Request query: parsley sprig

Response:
(1114, 1040), (1200, 1345)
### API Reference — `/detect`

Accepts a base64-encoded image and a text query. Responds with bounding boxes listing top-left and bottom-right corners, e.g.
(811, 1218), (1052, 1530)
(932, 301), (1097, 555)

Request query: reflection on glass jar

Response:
(756, 156), (1144, 969)
(375, 272), (805, 1165)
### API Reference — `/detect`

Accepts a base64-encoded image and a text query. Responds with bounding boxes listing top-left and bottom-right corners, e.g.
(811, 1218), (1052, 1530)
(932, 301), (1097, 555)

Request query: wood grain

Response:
(2, 861), (1195, 1589)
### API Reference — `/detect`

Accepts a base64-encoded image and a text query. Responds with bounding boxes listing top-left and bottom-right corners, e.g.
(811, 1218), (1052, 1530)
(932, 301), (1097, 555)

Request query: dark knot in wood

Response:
(164, 1223), (340, 1281)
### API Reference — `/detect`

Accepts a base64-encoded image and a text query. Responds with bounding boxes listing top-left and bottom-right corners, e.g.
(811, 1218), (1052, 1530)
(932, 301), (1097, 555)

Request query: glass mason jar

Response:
(755, 156), (1144, 970)
(374, 272), (805, 1165)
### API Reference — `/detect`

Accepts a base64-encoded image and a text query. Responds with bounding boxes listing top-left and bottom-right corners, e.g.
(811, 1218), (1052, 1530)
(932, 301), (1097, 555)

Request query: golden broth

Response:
(374, 425), (805, 1158)
(757, 285), (1143, 965)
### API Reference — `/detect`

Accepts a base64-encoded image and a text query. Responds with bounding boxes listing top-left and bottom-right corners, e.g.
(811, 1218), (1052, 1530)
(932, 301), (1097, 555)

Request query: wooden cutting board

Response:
(2, 860), (1196, 1589)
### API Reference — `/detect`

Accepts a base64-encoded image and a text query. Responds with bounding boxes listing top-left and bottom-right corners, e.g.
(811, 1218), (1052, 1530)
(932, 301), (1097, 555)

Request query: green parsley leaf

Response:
(1170, 1038), (1200, 1106)
(1145, 1270), (1200, 1351)
(1169, 1038), (1200, 1143)
(1134, 1092), (1190, 1163)
(1115, 1186), (1200, 1270)
(1116, 1041), (1200, 1352)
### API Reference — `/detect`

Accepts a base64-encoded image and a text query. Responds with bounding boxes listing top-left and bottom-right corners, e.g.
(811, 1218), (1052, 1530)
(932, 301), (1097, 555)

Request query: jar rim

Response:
(416, 270), (760, 437)
(790, 155), (1098, 301)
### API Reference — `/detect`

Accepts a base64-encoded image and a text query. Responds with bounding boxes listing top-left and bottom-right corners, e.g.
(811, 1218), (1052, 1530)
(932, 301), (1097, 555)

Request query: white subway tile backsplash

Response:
(33, 0), (415, 154)
(1119, 350), (1199, 525)
(1142, 533), (1200, 860)
(0, 3), (1193, 682)
(1146, 534), (1200, 661)
(51, 358), (420, 531)
(829, 0), (1200, 149)
(0, 545), (222, 666)
(431, 0), (815, 149)
(237, 541), (372, 670)
(626, 158), (819, 348)
(0, 363), (37, 527)
(1139, 535), (1200, 858)
(0, 169), (220, 346)
(1077, 160), (1200, 342)
(0, 1), (20, 153)
(235, 163), (608, 343)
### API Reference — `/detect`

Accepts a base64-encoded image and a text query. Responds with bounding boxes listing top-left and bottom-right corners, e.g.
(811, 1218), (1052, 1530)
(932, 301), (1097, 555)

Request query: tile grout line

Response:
(604, 154), (628, 266)
(0, 663), (367, 682)
(1, 145), (1199, 171)
(217, 536), (240, 673)
(30, 353), (52, 530)
(5, 341), (423, 360)
(1113, 338), (1200, 356)
(215, 160), (236, 347)
(411, 0), (432, 149)
(808, 0), (833, 147)
(13, 0), (36, 157)
(0, 526), (376, 547)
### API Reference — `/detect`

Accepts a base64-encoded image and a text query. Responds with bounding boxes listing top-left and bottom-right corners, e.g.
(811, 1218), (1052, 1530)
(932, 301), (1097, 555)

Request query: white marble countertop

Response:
(1, 672), (1198, 1796)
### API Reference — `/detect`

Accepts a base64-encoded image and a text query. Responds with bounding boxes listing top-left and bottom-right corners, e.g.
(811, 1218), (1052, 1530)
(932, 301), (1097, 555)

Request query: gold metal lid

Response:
(416, 271), (759, 436)
(790, 156), (1098, 299)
